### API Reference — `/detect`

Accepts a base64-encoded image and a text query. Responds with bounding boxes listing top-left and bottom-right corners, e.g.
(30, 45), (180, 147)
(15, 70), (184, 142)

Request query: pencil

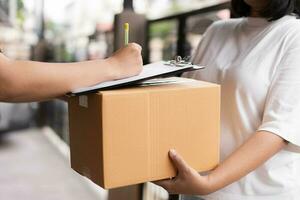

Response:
(124, 23), (129, 46)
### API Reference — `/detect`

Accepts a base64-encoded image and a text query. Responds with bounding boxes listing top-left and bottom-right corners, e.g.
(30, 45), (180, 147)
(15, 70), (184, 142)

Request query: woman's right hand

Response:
(108, 43), (143, 80)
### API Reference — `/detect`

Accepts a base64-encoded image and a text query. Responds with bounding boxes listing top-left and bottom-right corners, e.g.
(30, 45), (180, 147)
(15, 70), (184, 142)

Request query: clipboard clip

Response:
(164, 56), (193, 67)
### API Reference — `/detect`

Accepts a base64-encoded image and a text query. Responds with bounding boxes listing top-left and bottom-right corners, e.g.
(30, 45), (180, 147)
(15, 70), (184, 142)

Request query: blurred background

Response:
(0, 0), (231, 142)
(0, 0), (296, 200)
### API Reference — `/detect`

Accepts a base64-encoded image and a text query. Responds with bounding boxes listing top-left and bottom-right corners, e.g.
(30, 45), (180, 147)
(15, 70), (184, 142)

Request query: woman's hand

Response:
(154, 132), (287, 196)
(153, 149), (213, 195)
(107, 43), (143, 80)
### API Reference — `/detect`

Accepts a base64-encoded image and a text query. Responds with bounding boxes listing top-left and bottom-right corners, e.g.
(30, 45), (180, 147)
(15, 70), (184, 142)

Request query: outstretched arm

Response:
(154, 131), (287, 195)
(0, 43), (142, 102)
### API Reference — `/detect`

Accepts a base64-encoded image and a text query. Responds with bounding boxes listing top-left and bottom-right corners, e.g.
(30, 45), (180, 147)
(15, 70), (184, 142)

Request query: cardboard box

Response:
(68, 78), (220, 189)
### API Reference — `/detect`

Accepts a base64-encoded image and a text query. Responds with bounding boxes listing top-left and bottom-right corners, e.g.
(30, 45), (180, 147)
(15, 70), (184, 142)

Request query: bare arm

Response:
(206, 131), (287, 193)
(154, 131), (287, 195)
(0, 43), (142, 102)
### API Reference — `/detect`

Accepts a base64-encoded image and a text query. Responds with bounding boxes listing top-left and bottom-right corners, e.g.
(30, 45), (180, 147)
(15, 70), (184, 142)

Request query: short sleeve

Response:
(257, 28), (300, 153)
(182, 21), (222, 79)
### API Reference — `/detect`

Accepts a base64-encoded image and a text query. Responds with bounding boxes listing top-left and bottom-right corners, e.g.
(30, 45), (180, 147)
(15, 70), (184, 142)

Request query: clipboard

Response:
(70, 59), (204, 96)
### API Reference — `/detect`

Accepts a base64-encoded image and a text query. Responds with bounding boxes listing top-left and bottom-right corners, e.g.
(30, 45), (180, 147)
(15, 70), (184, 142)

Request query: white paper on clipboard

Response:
(71, 61), (204, 95)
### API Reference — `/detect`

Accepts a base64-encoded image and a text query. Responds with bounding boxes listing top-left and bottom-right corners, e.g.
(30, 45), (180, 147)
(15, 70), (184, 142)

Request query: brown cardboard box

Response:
(68, 78), (220, 189)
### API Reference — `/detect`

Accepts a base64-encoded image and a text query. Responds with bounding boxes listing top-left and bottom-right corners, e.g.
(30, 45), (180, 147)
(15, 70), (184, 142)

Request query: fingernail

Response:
(169, 149), (177, 157)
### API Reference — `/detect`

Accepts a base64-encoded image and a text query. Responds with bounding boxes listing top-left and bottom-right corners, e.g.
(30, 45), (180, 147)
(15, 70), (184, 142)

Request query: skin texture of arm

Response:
(0, 43), (142, 102)
(154, 131), (287, 195)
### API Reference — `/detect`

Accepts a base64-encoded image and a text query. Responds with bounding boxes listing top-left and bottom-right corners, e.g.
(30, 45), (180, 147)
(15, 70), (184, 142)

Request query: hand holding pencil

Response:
(108, 42), (143, 79)
(105, 22), (142, 80)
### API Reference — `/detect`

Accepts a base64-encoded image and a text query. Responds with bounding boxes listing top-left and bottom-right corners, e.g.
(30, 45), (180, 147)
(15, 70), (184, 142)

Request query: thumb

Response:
(169, 149), (190, 174)
(129, 43), (142, 51)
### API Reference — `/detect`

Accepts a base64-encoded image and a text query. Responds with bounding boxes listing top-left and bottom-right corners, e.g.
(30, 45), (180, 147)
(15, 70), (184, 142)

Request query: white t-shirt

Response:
(183, 15), (300, 200)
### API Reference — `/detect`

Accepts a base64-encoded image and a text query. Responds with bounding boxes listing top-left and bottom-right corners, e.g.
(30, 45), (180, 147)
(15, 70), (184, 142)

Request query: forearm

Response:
(0, 56), (115, 102)
(0, 43), (142, 102)
(207, 131), (287, 193)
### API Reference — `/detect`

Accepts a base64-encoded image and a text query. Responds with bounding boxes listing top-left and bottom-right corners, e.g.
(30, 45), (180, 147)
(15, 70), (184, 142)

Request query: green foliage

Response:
(16, 0), (25, 25)
(149, 20), (177, 38)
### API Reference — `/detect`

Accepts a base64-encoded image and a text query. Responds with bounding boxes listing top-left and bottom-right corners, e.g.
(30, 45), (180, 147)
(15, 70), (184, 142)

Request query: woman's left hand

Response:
(153, 149), (213, 195)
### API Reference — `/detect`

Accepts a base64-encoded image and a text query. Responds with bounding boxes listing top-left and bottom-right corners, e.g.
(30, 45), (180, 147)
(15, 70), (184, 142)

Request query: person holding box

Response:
(154, 0), (300, 199)
(0, 43), (142, 102)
